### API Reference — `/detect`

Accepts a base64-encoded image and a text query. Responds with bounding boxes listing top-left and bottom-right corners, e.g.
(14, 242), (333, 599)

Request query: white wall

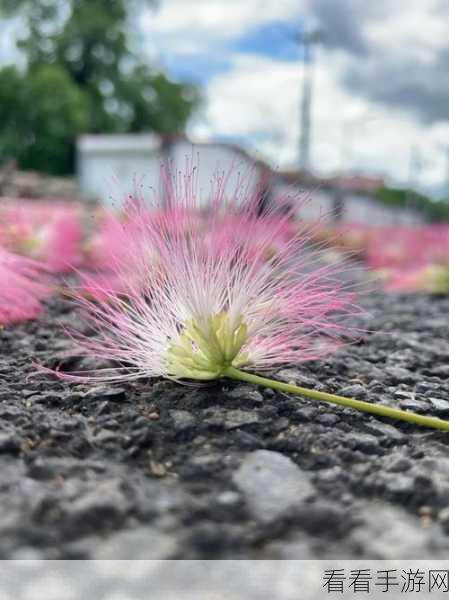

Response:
(170, 141), (261, 209)
(271, 184), (425, 226)
(78, 150), (162, 207)
(78, 138), (261, 208)
(77, 136), (426, 225)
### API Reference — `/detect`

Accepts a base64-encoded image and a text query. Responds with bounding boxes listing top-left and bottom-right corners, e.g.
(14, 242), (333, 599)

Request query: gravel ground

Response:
(1, 292), (449, 559)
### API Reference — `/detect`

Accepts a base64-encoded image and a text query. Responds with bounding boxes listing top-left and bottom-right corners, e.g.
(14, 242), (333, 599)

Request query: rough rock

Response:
(350, 504), (439, 559)
(0, 292), (449, 558)
(232, 450), (315, 522)
(92, 527), (178, 559)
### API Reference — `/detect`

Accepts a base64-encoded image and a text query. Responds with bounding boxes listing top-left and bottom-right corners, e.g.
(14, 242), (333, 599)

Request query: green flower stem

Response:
(223, 366), (449, 431)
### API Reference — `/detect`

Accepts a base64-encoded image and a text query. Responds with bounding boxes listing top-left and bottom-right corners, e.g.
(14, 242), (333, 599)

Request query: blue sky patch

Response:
(162, 19), (307, 85)
(229, 19), (305, 62)
(162, 52), (233, 84)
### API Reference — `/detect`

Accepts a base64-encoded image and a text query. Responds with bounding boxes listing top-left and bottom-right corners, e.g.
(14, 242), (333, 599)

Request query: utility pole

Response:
(298, 27), (321, 172)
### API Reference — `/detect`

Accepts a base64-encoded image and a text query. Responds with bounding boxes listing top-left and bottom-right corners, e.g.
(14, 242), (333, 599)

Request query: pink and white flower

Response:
(0, 200), (83, 273)
(0, 248), (50, 325)
(62, 167), (360, 382)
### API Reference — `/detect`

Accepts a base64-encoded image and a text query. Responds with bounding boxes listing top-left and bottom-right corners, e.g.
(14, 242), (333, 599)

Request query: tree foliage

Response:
(0, 0), (200, 174)
(375, 186), (449, 222)
(0, 65), (88, 174)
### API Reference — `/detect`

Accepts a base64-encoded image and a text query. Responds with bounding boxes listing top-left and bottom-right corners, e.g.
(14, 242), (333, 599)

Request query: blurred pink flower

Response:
(0, 200), (83, 273)
(0, 248), (50, 325)
(366, 224), (449, 270)
(385, 264), (449, 294)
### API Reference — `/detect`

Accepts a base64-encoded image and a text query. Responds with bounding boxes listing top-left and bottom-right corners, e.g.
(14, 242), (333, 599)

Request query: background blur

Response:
(0, 1), (449, 294)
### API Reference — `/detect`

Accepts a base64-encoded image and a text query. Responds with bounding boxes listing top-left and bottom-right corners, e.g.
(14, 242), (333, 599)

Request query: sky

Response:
(2, 1), (449, 197)
(141, 0), (449, 198)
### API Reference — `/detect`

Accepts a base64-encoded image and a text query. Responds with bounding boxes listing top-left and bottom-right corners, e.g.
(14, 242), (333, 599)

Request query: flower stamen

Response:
(167, 312), (250, 379)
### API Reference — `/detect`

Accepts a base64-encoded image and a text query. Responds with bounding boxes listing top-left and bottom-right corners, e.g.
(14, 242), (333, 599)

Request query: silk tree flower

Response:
(80, 205), (202, 299)
(79, 200), (295, 300)
(80, 213), (135, 299)
(0, 247), (49, 325)
(385, 264), (449, 294)
(55, 168), (449, 431)
(0, 200), (83, 273)
(366, 224), (449, 271)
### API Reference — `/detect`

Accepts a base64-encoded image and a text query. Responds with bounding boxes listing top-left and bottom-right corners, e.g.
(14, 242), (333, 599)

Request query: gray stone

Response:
(85, 386), (126, 402)
(316, 466), (344, 484)
(93, 429), (118, 445)
(438, 507), (449, 533)
(363, 421), (406, 442)
(265, 538), (316, 559)
(339, 384), (368, 399)
(61, 479), (130, 528)
(292, 501), (348, 536)
(295, 406), (318, 421)
(385, 367), (416, 383)
(92, 527), (178, 559)
(350, 504), (433, 558)
(169, 410), (196, 432)
(215, 490), (242, 508)
(431, 365), (449, 377)
(27, 457), (106, 480)
(0, 432), (21, 454)
(428, 398), (449, 416)
(394, 390), (414, 400)
(205, 409), (260, 429)
(316, 413), (340, 426)
(386, 456), (412, 473)
(275, 369), (301, 384)
(8, 548), (45, 560)
(416, 381), (441, 393)
(399, 399), (430, 413)
(226, 386), (264, 404)
(383, 473), (415, 495)
(345, 433), (381, 454)
(232, 450), (315, 522)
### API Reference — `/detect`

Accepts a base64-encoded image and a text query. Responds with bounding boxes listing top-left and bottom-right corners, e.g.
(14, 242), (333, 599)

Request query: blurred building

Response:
(76, 134), (425, 225)
(77, 134), (161, 205)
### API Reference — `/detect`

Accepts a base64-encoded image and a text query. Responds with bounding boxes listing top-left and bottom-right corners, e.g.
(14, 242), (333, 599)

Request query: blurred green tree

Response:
(0, 0), (200, 173)
(375, 186), (449, 222)
(0, 65), (88, 174)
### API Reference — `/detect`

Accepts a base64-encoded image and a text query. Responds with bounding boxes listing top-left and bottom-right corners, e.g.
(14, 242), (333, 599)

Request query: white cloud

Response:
(189, 51), (448, 192)
(365, 0), (447, 64)
(144, 0), (449, 194)
(0, 0), (446, 194)
(143, 0), (303, 39)
(141, 0), (304, 57)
